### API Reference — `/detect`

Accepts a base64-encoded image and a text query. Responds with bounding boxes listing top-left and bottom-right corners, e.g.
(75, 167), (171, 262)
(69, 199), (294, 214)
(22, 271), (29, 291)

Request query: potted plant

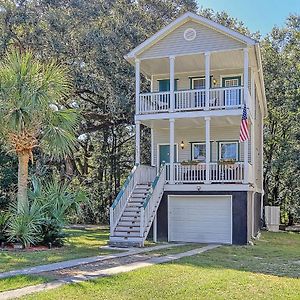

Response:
(218, 158), (236, 165)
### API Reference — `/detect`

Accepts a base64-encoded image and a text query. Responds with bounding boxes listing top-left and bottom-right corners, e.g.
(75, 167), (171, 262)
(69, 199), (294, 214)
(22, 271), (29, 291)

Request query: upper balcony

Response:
(138, 86), (247, 114)
(134, 48), (255, 119)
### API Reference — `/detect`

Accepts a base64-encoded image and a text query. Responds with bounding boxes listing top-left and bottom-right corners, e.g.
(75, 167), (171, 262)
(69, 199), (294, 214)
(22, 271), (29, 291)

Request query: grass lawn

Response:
(23, 231), (300, 300)
(0, 227), (114, 273)
(0, 275), (53, 293)
(0, 227), (117, 293)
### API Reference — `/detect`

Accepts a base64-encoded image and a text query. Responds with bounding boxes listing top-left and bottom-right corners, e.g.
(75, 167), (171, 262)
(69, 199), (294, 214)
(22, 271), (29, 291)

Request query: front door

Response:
(158, 144), (177, 165)
(222, 76), (242, 106)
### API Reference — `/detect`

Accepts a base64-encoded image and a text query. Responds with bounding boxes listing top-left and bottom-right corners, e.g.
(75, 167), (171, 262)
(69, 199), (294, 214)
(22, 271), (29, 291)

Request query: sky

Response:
(197, 0), (300, 35)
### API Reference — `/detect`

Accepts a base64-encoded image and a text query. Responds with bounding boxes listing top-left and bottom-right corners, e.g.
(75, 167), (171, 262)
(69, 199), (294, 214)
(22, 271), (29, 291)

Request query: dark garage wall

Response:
(154, 190), (248, 245)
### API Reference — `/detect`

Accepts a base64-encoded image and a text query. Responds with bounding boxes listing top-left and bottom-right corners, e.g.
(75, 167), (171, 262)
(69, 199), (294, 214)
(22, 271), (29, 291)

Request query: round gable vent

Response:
(184, 28), (196, 41)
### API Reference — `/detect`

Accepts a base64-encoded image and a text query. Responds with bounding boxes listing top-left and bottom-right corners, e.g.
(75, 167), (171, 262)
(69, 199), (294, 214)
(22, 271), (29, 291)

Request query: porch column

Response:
(205, 117), (211, 183)
(151, 128), (155, 166)
(169, 56), (175, 112)
(243, 48), (249, 183)
(169, 118), (175, 184)
(205, 52), (211, 110)
(135, 120), (141, 165)
(250, 71), (255, 172)
(153, 215), (157, 243)
(135, 58), (140, 114)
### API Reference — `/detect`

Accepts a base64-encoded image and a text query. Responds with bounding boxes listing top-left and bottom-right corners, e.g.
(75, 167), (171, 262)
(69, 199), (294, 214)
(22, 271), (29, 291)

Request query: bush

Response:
(6, 200), (44, 248)
(4, 178), (87, 248)
(30, 177), (87, 247)
(0, 211), (10, 243)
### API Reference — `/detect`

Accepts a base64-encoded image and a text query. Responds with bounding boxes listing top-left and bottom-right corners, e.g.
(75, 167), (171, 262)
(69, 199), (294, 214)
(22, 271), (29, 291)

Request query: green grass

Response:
(22, 231), (300, 300)
(0, 275), (52, 293)
(0, 227), (118, 293)
(0, 227), (115, 273)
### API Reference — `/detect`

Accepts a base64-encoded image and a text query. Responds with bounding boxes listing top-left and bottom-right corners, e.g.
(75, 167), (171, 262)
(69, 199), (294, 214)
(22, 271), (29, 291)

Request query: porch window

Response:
(192, 78), (205, 89)
(192, 143), (206, 161)
(219, 141), (238, 160)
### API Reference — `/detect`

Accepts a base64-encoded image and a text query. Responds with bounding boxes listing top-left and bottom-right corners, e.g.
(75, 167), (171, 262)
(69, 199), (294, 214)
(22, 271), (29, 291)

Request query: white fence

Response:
(138, 87), (244, 114)
(166, 162), (245, 183)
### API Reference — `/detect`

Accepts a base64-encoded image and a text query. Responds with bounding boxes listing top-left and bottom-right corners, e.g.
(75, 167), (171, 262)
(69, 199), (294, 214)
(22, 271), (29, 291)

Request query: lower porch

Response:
(136, 115), (253, 185)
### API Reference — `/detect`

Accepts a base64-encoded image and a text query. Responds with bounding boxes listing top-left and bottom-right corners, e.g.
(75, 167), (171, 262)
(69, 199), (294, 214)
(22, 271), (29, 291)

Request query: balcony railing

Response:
(138, 87), (244, 114)
(165, 162), (245, 183)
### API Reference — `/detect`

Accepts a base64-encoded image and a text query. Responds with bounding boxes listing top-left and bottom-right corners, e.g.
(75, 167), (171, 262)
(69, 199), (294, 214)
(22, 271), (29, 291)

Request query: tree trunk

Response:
(17, 151), (30, 211)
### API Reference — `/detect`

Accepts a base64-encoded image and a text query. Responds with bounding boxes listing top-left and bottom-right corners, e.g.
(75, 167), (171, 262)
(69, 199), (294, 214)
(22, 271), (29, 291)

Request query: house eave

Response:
(125, 12), (257, 61)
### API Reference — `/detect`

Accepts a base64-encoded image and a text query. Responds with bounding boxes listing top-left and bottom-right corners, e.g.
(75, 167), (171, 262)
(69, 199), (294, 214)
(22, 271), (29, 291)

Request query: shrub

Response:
(31, 177), (87, 246)
(0, 211), (10, 243)
(6, 200), (44, 248)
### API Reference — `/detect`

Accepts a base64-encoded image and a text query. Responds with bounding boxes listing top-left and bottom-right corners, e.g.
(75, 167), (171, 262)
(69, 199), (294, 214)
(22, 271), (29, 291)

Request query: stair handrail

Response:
(110, 163), (139, 235)
(140, 162), (166, 238)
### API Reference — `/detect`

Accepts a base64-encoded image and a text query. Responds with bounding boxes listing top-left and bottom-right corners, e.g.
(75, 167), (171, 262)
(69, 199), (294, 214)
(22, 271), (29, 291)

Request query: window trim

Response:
(218, 141), (239, 161)
(190, 141), (213, 162)
(189, 76), (213, 89)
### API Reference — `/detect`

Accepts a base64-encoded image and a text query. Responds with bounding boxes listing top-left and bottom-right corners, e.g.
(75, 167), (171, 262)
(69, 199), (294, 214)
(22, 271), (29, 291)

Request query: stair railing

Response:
(110, 164), (156, 236)
(140, 163), (166, 239)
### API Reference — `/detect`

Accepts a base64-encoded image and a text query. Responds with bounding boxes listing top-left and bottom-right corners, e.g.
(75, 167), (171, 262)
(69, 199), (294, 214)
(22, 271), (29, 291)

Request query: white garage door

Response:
(168, 196), (232, 244)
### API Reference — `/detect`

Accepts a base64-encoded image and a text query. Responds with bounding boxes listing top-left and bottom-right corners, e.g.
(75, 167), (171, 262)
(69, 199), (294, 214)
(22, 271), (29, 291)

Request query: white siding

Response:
(152, 68), (252, 92)
(139, 21), (245, 59)
(153, 125), (248, 166)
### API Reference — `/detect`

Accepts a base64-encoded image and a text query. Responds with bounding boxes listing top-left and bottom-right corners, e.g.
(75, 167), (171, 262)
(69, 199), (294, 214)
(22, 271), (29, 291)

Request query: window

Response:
(219, 142), (238, 160)
(192, 78), (205, 89)
(192, 143), (206, 161)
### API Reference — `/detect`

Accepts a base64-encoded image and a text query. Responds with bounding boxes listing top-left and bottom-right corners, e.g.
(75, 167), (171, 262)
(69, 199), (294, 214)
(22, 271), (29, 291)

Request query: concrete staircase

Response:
(109, 184), (151, 247)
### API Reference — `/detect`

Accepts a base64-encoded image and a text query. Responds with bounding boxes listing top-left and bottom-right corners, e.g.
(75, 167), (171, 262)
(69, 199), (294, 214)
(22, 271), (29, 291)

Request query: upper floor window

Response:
(190, 76), (212, 90)
(219, 141), (238, 160)
(192, 142), (206, 161)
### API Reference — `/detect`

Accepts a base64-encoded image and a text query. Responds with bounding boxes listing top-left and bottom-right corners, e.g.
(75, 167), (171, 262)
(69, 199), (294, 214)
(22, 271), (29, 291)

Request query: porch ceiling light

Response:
(180, 141), (185, 149)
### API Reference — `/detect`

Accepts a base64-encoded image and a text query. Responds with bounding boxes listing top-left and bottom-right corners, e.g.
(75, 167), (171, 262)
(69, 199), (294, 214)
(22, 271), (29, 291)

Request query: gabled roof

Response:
(125, 12), (257, 59)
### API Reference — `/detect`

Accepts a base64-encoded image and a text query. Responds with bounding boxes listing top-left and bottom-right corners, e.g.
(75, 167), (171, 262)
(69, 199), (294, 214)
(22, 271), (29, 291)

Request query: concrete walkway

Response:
(0, 244), (220, 300)
(0, 243), (184, 279)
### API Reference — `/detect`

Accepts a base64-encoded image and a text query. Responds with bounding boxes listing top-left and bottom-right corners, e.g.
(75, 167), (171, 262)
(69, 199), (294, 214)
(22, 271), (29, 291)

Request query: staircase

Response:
(109, 164), (166, 247)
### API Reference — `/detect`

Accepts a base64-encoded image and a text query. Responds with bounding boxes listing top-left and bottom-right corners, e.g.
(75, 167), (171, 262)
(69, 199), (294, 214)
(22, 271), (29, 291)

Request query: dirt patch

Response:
(39, 253), (152, 280)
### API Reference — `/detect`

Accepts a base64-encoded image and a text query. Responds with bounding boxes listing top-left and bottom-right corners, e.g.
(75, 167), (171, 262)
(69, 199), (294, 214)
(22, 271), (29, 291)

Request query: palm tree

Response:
(0, 50), (79, 209)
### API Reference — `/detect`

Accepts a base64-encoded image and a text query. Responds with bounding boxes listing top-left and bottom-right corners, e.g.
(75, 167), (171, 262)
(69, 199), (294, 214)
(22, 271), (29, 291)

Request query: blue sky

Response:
(197, 0), (300, 35)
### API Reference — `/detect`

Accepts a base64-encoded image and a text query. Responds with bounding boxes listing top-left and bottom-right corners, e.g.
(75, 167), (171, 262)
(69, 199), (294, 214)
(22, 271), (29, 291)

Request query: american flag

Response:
(240, 104), (249, 142)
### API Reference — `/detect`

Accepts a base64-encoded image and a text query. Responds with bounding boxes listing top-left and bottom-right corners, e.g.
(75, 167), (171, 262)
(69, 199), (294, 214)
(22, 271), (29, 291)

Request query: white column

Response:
(205, 52), (211, 110)
(243, 48), (249, 183)
(135, 120), (141, 165)
(243, 48), (249, 106)
(153, 215), (157, 243)
(205, 117), (211, 183)
(169, 118), (175, 184)
(135, 58), (140, 114)
(169, 56), (175, 112)
(151, 128), (155, 166)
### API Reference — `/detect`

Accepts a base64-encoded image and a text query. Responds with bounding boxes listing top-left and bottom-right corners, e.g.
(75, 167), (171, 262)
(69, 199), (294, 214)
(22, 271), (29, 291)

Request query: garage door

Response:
(168, 196), (232, 244)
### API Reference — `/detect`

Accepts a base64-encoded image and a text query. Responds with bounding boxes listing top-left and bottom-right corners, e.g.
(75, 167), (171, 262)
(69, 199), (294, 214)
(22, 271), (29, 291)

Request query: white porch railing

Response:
(138, 87), (244, 114)
(210, 162), (244, 182)
(139, 91), (170, 113)
(110, 164), (156, 236)
(166, 162), (245, 183)
(175, 89), (206, 111)
(140, 163), (166, 239)
(209, 86), (244, 109)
